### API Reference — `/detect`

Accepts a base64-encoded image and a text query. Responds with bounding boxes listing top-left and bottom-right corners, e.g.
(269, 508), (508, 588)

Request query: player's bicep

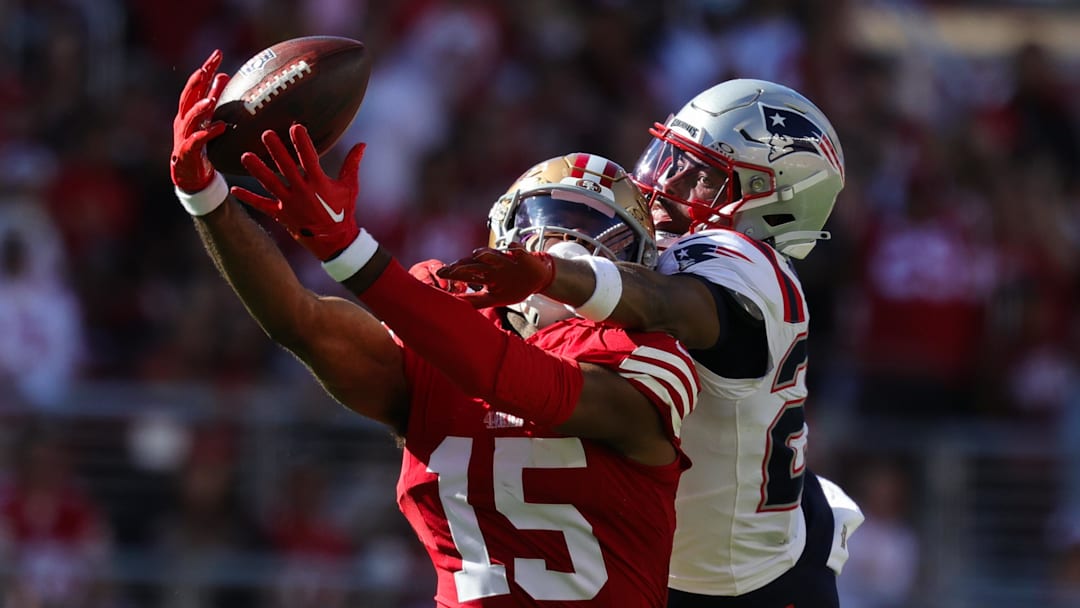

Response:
(614, 266), (721, 350)
(556, 362), (676, 466)
(289, 295), (409, 430)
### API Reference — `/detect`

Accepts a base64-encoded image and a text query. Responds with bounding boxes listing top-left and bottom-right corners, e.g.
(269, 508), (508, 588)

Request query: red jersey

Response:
(397, 316), (699, 607)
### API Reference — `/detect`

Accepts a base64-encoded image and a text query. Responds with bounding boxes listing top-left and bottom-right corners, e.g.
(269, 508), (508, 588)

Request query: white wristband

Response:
(322, 228), (379, 282)
(574, 256), (623, 322)
(175, 171), (229, 216)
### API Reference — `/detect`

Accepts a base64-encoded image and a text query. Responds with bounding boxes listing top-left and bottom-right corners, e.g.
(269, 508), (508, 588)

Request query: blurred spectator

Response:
(265, 462), (351, 608)
(345, 0), (506, 227)
(149, 426), (266, 608)
(722, 0), (806, 89)
(978, 42), (1079, 191)
(979, 164), (1078, 419)
(0, 429), (112, 608)
(0, 202), (84, 409)
(1053, 533), (1080, 608)
(838, 458), (920, 608)
(1052, 329), (1080, 557)
(43, 119), (141, 377)
(849, 164), (997, 420)
(333, 459), (435, 606)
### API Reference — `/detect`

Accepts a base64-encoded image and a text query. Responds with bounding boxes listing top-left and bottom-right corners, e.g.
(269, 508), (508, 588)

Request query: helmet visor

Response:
(634, 138), (736, 210)
(510, 193), (640, 262)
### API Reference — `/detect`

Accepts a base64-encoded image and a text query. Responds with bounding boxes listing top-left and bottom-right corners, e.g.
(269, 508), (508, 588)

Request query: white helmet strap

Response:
(772, 230), (830, 259)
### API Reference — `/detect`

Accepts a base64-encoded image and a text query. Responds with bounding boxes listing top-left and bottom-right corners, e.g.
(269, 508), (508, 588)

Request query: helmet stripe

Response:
(599, 159), (618, 189)
(569, 153), (589, 180)
(818, 135), (844, 181)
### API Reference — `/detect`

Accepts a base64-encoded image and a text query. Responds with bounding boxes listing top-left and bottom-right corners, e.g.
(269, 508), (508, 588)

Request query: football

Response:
(206, 36), (371, 175)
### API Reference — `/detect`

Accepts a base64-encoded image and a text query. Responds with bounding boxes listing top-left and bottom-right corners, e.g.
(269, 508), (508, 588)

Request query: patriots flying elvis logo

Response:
(674, 241), (752, 271)
(759, 105), (844, 179)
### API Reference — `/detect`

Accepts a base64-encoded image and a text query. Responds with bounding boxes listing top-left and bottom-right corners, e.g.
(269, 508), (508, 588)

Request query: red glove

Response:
(409, 259), (469, 294)
(231, 124), (367, 261)
(171, 50), (229, 192)
(437, 243), (555, 308)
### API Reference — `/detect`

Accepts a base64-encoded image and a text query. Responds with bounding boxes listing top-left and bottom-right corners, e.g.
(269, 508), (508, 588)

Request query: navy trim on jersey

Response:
(738, 236), (806, 324)
(682, 274), (768, 379)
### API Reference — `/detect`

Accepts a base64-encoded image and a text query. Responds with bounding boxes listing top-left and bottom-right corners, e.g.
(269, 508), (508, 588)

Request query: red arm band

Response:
(360, 259), (583, 427)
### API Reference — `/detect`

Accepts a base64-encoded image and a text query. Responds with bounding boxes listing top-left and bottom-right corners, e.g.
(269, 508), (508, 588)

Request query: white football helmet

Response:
(488, 152), (656, 327)
(633, 79), (845, 258)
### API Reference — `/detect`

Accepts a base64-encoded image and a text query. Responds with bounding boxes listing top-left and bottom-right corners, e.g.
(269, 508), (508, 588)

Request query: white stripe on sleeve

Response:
(618, 346), (699, 437)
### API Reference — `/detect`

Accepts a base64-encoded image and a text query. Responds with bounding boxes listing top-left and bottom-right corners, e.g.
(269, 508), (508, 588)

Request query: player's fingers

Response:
(230, 185), (280, 216)
(202, 49), (223, 75)
(437, 263), (491, 284)
(180, 97), (216, 139)
(187, 125), (225, 154)
(240, 151), (291, 201)
(409, 269), (439, 287)
(193, 94), (221, 126)
(260, 129), (305, 187)
(456, 290), (498, 309)
(435, 263), (465, 278)
(178, 50), (222, 114)
(178, 70), (206, 115)
(207, 72), (230, 103)
(289, 124), (323, 177)
(203, 121), (227, 141)
(471, 248), (514, 270)
(339, 142), (366, 184)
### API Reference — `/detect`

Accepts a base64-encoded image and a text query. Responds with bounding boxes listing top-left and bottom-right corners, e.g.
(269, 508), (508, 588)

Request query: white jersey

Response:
(659, 229), (820, 596)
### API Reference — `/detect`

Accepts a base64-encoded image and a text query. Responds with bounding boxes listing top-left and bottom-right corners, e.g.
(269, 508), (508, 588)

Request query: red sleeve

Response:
(359, 259), (583, 427)
(533, 321), (700, 441)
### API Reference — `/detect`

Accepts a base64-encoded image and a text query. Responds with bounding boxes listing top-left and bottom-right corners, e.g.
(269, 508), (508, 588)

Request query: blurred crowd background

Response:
(0, 0), (1078, 606)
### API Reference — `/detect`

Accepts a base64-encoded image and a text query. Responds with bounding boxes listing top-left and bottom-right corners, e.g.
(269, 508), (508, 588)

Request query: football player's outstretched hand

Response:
(232, 124), (366, 261)
(409, 259), (469, 294)
(171, 50), (229, 193)
(437, 243), (555, 309)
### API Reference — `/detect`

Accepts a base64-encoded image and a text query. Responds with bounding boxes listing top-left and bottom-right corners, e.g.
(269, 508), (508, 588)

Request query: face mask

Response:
(506, 239), (591, 329)
(508, 294), (574, 329)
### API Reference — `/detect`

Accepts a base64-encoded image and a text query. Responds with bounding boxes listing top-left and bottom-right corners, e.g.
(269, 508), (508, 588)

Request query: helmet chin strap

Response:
(772, 230), (830, 259)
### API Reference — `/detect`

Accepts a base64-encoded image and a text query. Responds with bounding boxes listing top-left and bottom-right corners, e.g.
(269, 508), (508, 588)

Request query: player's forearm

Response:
(544, 258), (672, 333)
(342, 252), (582, 426)
(192, 196), (315, 346)
(540, 257), (595, 307)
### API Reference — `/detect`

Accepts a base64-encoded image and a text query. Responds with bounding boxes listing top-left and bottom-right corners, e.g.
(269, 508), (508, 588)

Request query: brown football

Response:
(206, 36), (371, 176)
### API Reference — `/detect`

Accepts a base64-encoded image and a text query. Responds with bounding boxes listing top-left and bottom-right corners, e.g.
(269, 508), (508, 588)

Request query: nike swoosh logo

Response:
(316, 193), (345, 223)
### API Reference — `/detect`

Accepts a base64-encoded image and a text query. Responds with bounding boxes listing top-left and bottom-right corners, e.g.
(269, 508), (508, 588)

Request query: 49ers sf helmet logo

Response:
(576, 179), (602, 193)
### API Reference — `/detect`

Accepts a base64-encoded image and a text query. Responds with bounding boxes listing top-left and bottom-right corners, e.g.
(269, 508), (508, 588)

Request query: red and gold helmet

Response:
(488, 153), (657, 267)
